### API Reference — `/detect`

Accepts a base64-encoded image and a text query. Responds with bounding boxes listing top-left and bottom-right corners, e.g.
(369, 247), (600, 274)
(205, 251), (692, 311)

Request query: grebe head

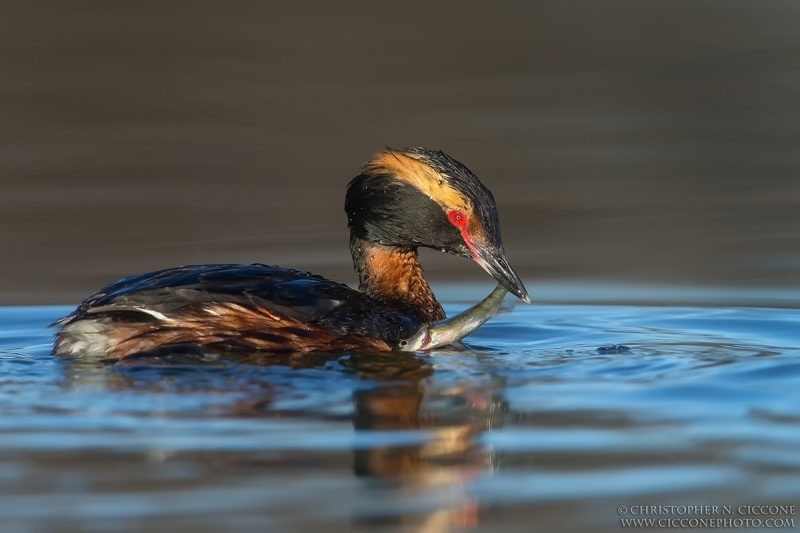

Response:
(346, 147), (530, 303)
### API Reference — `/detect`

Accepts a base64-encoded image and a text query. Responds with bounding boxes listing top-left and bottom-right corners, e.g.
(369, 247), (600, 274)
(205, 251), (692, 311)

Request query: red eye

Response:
(448, 210), (468, 227)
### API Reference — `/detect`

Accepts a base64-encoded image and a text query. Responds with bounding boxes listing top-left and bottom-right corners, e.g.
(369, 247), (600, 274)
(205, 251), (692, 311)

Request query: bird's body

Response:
(53, 148), (529, 359)
(53, 264), (424, 358)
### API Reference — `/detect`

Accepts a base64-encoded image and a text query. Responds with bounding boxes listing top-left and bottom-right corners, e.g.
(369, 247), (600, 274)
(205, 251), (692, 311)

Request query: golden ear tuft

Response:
(366, 149), (470, 213)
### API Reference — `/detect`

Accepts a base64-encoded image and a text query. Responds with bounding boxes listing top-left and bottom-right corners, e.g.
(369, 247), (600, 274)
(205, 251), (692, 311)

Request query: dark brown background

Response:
(2, 1), (799, 305)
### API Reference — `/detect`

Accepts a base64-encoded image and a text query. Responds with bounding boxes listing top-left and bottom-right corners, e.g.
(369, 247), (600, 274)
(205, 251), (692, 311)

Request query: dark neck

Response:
(350, 235), (445, 324)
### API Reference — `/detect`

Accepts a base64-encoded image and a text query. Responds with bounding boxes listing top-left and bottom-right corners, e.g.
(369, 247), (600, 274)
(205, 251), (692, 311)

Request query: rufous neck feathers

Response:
(350, 236), (445, 324)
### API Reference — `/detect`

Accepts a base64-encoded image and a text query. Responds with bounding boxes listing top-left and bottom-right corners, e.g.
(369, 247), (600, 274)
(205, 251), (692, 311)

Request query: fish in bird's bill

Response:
(397, 284), (511, 351)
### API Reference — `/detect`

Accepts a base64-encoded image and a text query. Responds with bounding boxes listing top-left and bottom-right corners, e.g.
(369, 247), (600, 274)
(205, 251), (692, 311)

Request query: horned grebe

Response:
(53, 148), (529, 359)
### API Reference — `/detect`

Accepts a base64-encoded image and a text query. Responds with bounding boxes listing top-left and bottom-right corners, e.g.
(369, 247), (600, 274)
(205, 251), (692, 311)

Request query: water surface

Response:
(1, 291), (798, 532)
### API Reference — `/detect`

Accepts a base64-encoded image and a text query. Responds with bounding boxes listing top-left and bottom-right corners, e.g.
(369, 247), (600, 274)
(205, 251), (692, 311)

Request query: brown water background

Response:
(2, 0), (800, 305)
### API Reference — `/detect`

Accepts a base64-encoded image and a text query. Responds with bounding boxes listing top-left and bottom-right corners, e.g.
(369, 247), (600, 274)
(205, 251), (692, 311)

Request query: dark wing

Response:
(55, 264), (419, 344)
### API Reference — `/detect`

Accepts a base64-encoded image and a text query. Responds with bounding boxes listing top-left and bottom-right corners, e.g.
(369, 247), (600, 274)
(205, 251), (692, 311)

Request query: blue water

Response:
(1, 295), (799, 532)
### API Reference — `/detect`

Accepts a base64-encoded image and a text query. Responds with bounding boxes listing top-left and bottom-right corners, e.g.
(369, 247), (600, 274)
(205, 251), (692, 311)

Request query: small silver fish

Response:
(397, 284), (510, 351)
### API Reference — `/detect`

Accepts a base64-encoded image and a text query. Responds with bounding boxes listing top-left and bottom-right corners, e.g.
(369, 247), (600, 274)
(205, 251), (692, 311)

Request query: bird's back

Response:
(53, 264), (423, 359)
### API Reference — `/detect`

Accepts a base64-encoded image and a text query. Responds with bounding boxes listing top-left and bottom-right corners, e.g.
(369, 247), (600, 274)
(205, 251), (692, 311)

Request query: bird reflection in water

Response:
(275, 352), (505, 531)
(64, 350), (506, 532)
(350, 379), (505, 531)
